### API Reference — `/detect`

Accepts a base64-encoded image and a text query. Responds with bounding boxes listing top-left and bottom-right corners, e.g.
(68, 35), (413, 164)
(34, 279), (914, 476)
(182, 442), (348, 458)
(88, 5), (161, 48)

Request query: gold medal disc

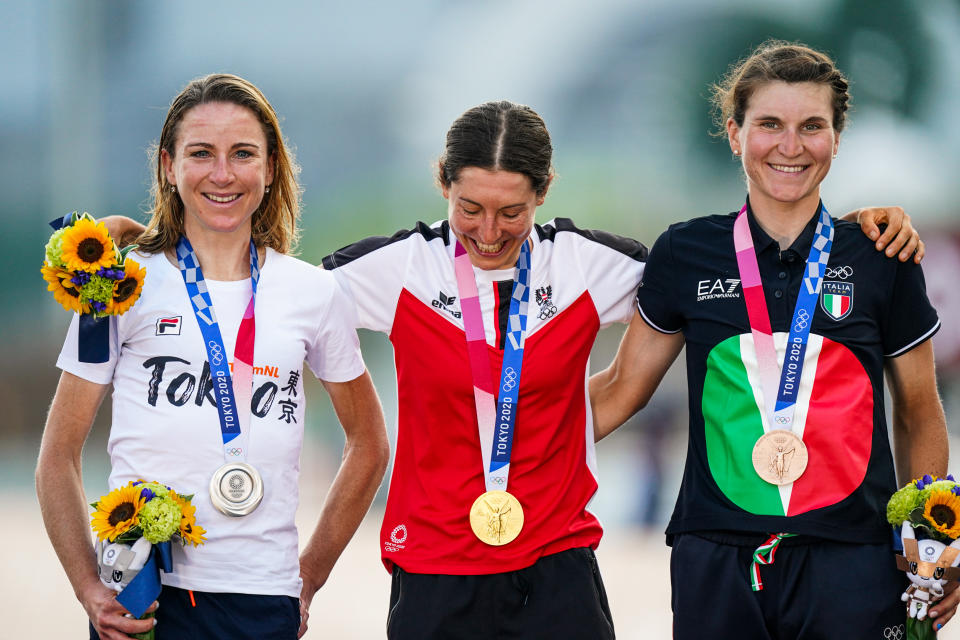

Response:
(752, 431), (808, 485)
(469, 490), (524, 546)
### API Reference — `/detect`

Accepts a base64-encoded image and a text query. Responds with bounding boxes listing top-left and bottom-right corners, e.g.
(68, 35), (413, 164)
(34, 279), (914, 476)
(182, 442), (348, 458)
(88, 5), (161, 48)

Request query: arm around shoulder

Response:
(590, 310), (684, 441)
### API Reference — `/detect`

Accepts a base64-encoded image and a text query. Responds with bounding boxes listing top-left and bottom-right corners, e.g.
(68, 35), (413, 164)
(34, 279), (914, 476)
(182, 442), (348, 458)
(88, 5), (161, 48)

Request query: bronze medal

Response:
(752, 431), (808, 485)
(469, 490), (524, 546)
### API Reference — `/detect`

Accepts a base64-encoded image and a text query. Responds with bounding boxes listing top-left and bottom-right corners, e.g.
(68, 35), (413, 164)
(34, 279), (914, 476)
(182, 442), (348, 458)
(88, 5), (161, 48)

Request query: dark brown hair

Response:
(437, 100), (554, 197)
(711, 40), (851, 136)
(138, 73), (302, 254)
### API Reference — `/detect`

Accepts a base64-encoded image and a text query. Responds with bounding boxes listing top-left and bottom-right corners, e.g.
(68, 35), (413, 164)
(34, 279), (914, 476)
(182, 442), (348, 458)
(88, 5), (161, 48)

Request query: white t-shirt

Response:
(58, 248), (365, 597)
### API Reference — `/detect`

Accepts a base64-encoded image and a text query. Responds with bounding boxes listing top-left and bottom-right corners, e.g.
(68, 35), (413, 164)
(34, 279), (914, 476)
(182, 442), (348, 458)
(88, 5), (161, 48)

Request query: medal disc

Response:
(752, 431), (808, 485)
(209, 462), (263, 517)
(469, 490), (524, 546)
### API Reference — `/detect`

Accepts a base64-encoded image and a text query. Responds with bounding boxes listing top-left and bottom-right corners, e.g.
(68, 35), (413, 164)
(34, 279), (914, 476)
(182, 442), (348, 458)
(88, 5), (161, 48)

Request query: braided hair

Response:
(711, 40), (851, 135)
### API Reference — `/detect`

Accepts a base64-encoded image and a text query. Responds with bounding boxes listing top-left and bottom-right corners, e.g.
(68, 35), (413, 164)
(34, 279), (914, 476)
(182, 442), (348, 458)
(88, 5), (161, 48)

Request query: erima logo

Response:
(696, 279), (741, 302)
(156, 316), (182, 335)
(431, 291), (462, 319)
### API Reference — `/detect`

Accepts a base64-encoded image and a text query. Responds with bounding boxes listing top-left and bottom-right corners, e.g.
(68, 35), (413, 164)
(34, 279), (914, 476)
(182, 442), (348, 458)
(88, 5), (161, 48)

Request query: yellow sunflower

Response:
(91, 484), (146, 542)
(41, 264), (90, 314)
(923, 490), (960, 538)
(60, 218), (114, 272)
(169, 490), (206, 547)
(108, 258), (146, 315)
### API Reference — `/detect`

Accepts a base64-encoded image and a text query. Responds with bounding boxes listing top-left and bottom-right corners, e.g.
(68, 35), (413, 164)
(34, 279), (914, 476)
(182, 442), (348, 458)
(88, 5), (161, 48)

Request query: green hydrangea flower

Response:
(887, 483), (920, 525)
(137, 481), (170, 499)
(139, 495), (182, 544)
(45, 227), (68, 267)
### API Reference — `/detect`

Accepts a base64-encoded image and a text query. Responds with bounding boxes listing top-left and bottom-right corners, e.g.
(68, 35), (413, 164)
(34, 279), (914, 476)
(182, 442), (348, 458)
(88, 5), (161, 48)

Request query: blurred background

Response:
(3, 0), (959, 636)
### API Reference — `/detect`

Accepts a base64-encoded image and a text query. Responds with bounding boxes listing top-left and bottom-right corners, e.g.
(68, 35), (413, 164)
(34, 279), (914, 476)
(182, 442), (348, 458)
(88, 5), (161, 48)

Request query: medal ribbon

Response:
(733, 202), (833, 433)
(749, 532), (796, 591)
(176, 236), (259, 463)
(454, 240), (531, 493)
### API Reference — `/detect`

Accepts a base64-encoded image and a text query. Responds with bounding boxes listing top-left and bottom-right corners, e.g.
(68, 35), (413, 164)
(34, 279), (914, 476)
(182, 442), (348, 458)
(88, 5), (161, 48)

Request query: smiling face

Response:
(727, 81), (840, 216)
(443, 167), (546, 271)
(161, 101), (274, 240)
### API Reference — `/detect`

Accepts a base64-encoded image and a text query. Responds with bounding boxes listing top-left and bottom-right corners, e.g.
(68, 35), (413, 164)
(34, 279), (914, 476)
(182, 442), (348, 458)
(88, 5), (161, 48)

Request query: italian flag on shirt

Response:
(822, 293), (850, 319)
(702, 332), (873, 516)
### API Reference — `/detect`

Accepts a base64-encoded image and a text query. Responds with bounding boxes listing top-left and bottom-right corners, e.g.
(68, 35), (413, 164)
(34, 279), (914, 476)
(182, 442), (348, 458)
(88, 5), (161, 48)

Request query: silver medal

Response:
(209, 462), (263, 517)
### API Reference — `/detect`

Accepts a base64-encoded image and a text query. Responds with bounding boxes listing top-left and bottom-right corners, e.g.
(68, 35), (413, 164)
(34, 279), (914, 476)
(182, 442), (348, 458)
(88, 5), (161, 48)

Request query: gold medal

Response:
(469, 490), (524, 546)
(752, 431), (808, 485)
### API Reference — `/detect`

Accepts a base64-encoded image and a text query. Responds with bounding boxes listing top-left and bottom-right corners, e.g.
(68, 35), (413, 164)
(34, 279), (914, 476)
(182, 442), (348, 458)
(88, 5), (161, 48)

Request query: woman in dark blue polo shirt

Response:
(591, 40), (953, 638)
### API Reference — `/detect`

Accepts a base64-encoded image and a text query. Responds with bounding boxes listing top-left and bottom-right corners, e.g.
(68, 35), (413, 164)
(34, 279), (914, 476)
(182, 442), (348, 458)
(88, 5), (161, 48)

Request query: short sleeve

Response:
(882, 260), (940, 357)
(322, 231), (413, 334)
(56, 314), (120, 385)
(306, 277), (367, 383)
(636, 227), (683, 334)
(579, 231), (647, 327)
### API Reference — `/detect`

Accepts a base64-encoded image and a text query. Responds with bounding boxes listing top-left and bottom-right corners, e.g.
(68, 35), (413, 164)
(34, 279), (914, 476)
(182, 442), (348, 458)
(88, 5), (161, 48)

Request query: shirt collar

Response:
(744, 196), (823, 257)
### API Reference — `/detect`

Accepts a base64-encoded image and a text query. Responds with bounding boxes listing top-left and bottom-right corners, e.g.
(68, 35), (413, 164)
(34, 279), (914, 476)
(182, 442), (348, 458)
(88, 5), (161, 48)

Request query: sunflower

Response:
(923, 490), (960, 539)
(108, 258), (146, 315)
(41, 264), (90, 314)
(60, 218), (114, 272)
(169, 490), (206, 547)
(90, 484), (146, 542)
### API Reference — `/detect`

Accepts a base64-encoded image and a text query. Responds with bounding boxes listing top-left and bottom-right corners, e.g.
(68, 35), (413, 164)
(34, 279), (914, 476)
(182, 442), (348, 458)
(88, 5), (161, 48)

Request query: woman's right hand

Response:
(101, 215), (145, 248)
(81, 578), (157, 640)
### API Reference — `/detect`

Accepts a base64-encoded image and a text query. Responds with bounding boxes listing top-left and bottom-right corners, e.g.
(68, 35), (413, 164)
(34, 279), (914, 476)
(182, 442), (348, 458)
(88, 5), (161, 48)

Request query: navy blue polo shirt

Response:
(637, 201), (940, 544)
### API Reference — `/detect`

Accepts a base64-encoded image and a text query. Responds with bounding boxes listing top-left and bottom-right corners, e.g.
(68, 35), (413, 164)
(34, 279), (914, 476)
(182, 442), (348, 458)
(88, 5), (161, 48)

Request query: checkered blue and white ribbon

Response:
(733, 202), (834, 433)
(453, 239), (532, 492)
(176, 236), (259, 461)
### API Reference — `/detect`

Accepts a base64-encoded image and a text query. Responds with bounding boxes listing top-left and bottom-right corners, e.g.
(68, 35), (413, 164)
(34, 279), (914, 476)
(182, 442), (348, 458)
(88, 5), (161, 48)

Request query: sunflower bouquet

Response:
(42, 211), (145, 317)
(91, 480), (205, 639)
(887, 474), (960, 640)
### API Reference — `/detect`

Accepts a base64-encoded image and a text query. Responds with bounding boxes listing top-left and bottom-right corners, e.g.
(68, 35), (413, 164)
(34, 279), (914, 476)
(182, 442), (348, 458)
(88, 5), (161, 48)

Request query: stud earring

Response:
(265, 186), (270, 194)
(733, 150), (741, 157)
(170, 185), (177, 193)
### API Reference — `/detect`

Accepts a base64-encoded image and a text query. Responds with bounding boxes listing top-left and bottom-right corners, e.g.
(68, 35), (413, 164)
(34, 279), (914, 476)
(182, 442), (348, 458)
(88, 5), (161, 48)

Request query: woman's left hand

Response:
(929, 580), (960, 631)
(845, 206), (924, 263)
(297, 572), (321, 639)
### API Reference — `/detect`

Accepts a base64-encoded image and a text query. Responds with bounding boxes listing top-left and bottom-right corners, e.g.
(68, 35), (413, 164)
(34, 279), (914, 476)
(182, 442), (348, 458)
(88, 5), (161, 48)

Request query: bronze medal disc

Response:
(469, 490), (524, 546)
(752, 431), (808, 486)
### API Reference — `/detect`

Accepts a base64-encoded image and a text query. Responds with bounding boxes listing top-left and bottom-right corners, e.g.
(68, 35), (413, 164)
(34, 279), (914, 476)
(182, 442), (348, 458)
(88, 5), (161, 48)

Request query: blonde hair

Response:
(138, 73), (302, 254)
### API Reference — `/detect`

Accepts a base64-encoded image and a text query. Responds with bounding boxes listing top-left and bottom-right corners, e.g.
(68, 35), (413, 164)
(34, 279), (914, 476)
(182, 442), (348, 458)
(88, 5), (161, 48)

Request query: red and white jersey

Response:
(323, 218), (646, 574)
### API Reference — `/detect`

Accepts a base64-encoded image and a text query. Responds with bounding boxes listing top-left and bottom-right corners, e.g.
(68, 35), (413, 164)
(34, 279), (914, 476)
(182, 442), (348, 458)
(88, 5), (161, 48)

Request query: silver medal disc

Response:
(209, 462), (263, 517)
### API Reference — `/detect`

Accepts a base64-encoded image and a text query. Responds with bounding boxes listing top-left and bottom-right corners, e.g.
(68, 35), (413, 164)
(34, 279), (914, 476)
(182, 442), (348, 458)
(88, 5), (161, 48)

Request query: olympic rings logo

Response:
(502, 367), (518, 392)
(883, 625), (904, 640)
(775, 416), (791, 424)
(793, 308), (810, 331)
(208, 341), (224, 365)
(490, 476), (506, 485)
(227, 447), (243, 456)
(825, 266), (853, 279)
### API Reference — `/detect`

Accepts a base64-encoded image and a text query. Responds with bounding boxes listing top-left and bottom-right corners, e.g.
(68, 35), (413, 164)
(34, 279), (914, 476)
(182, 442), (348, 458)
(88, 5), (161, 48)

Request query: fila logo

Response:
(696, 278), (741, 302)
(156, 316), (182, 336)
(431, 291), (462, 319)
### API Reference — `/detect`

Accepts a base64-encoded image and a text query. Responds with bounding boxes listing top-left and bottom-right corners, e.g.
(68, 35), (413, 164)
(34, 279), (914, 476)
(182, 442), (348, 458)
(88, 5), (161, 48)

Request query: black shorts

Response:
(671, 532), (907, 640)
(89, 586), (300, 640)
(387, 547), (615, 640)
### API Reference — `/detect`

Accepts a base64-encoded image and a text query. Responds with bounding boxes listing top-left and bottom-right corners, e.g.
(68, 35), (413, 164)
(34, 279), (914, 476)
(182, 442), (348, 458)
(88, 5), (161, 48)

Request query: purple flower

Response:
(952, 486), (960, 497)
(139, 487), (155, 502)
(97, 267), (124, 280)
(71, 271), (91, 287)
(923, 474), (934, 486)
(91, 300), (106, 312)
(949, 474), (956, 482)
(917, 479), (925, 490)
